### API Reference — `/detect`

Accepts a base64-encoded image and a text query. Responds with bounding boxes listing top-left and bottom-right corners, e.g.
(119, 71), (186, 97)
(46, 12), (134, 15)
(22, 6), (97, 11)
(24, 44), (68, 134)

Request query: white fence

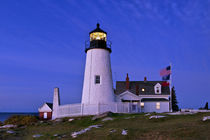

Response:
(58, 104), (82, 118)
(55, 102), (139, 118)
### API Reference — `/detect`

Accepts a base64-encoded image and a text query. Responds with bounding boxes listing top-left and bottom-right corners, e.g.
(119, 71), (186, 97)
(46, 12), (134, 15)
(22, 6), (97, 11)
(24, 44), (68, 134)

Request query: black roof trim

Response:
(89, 23), (107, 34)
(122, 99), (140, 102)
(141, 98), (169, 102)
(85, 47), (111, 53)
(46, 102), (53, 109)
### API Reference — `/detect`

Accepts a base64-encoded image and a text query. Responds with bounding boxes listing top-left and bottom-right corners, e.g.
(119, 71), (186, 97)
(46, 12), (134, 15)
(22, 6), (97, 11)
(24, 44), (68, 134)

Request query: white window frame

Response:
(156, 102), (160, 109)
(154, 83), (161, 94)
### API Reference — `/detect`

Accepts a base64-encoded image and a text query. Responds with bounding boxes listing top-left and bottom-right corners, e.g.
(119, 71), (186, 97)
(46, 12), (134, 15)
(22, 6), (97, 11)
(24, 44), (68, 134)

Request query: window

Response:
(140, 102), (144, 107)
(156, 102), (160, 109)
(156, 87), (159, 93)
(95, 75), (100, 84)
(154, 83), (161, 94)
(142, 88), (145, 92)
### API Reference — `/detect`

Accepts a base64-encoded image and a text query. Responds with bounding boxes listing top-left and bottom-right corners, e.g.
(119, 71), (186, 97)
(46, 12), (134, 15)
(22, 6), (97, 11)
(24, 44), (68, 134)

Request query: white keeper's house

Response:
(39, 24), (171, 120)
(115, 74), (170, 113)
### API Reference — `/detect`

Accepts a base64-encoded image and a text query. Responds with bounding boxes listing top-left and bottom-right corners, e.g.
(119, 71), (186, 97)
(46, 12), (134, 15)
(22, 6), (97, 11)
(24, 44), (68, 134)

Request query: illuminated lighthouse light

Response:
(90, 32), (106, 41)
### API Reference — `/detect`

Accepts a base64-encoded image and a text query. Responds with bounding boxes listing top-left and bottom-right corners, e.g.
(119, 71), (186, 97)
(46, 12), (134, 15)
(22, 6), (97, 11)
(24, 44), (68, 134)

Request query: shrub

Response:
(62, 117), (70, 122)
(4, 115), (38, 126)
(0, 121), (3, 126)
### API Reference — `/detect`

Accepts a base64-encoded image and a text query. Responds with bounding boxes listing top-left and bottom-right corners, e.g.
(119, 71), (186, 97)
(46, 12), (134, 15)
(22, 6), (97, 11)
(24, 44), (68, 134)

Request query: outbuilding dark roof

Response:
(141, 98), (169, 102)
(89, 23), (107, 34)
(46, 103), (53, 109)
(115, 81), (170, 95)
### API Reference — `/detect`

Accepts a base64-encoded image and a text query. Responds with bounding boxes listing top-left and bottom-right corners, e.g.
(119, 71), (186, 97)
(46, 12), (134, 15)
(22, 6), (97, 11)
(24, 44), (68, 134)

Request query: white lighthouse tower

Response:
(81, 23), (115, 106)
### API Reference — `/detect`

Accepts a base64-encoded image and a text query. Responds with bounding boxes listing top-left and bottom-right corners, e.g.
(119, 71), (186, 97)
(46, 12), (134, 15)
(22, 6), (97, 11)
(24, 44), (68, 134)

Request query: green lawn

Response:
(1, 112), (210, 140)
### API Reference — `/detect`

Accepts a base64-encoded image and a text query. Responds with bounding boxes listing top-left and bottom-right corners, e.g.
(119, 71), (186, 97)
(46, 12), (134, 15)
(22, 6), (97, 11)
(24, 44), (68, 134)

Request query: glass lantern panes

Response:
(90, 32), (106, 41)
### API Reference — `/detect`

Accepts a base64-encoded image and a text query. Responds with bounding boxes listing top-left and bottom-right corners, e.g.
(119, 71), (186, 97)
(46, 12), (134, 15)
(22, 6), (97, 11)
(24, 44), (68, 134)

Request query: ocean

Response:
(0, 112), (39, 122)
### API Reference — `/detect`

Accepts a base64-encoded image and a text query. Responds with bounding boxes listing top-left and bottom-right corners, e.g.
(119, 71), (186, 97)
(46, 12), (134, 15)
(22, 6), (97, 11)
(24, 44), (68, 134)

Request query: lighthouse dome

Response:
(89, 23), (107, 34)
(89, 23), (107, 42)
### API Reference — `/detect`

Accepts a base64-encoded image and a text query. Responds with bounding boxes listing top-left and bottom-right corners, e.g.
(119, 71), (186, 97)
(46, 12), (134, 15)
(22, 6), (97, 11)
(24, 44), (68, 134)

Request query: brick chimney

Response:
(136, 84), (139, 95)
(144, 76), (147, 82)
(126, 73), (129, 90)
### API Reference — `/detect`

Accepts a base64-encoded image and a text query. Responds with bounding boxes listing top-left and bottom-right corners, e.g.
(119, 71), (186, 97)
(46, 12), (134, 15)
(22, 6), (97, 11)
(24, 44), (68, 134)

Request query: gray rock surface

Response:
(0, 124), (17, 129)
(92, 111), (114, 120)
(68, 118), (74, 122)
(102, 117), (113, 121)
(149, 115), (166, 119)
(122, 129), (127, 135)
(7, 130), (15, 134)
(110, 129), (116, 133)
(71, 124), (102, 138)
(33, 134), (43, 138)
(202, 116), (210, 121)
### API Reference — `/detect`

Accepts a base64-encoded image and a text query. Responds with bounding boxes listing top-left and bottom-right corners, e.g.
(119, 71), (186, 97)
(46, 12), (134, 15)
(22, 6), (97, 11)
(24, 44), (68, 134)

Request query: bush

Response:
(62, 117), (70, 122)
(0, 121), (3, 126)
(4, 115), (38, 126)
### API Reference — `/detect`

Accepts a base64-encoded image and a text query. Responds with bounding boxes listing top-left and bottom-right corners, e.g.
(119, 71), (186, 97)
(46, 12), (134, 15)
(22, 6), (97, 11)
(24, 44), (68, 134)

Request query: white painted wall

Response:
(115, 91), (169, 113)
(81, 48), (115, 105)
(142, 102), (169, 113)
(53, 102), (132, 119)
(52, 88), (60, 120)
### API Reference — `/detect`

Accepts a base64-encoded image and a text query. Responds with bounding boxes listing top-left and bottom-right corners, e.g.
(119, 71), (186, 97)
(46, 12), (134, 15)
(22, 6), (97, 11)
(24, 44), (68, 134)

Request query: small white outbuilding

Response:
(38, 103), (53, 120)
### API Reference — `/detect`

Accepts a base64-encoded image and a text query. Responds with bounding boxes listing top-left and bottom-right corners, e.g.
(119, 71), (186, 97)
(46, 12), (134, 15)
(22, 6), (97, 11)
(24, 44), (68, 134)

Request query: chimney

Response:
(52, 87), (60, 120)
(144, 76), (147, 82)
(126, 73), (129, 90)
(136, 84), (139, 95)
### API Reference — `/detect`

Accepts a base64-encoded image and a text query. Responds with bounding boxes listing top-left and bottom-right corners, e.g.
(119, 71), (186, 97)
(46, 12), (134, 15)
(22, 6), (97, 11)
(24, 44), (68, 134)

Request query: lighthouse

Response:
(41, 23), (170, 120)
(81, 23), (115, 105)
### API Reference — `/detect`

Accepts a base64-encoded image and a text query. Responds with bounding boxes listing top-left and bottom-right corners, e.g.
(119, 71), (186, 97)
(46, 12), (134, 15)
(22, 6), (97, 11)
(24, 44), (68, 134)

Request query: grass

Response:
(0, 112), (210, 140)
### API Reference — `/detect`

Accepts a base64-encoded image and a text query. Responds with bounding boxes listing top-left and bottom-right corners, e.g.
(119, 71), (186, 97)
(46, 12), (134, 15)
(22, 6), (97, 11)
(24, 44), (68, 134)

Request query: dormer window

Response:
(154, 83), (161, 94)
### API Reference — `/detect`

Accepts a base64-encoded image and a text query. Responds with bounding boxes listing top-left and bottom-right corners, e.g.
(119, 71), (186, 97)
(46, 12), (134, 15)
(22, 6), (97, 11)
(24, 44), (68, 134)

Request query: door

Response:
(131, 104), (137, 113)
(44, 112), (47, 119)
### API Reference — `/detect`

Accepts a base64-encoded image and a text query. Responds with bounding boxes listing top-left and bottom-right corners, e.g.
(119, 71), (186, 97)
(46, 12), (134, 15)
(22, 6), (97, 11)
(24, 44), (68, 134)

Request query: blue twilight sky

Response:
(0, 0), (210, 112)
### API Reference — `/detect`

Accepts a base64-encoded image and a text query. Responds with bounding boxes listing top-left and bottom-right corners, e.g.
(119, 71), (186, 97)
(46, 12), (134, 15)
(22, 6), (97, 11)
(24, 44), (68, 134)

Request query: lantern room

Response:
(85, 23), (111, 53)
(89, 23), (107, 41)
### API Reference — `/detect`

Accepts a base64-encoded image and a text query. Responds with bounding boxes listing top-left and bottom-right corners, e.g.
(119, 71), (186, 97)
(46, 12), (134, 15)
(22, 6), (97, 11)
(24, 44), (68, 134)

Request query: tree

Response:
(171, 86), (179, 111)
(204, 102), (208, 110)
